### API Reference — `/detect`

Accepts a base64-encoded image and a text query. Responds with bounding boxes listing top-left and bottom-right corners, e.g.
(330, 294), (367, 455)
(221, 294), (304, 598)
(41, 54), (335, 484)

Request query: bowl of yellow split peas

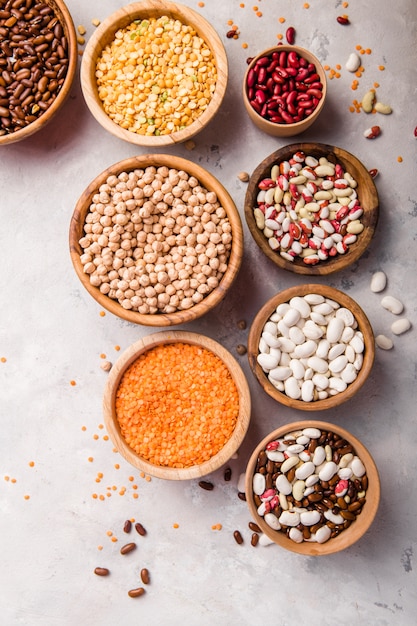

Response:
(80, 1), (228, 147)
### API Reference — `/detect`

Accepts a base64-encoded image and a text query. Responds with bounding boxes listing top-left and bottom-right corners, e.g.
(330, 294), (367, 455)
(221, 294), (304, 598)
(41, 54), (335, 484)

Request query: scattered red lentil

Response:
(212, 523), (223, 530)
(373, 82), (380, 88)
(173, 523), (179, 529)
(397, 156), (403, 163)
(378, 65), (385, 71)
(242, 42), (248, 49)
(365, 48), (372, 54)
(114, 464), (120, 470)
(278, 17), (285, 23)
(23, 495), (30, 500)
(88, 457), (94, 462)
(4, 475), (9, 481)
(70, 380), (76, 386)
(100, 354), (106, 359)
(99, 311), (106, 317)
(132, 493), (139, 499)
(115, 343), (239, 468)
(1, 357), (6, 363)
(303, 2), (310, 8)
(28, 461), (35, 467)
(114, 345), (121, 352)
(198, 1), (205, 6)
(11, 478), (16, 483)
(93, 434), (99, 440)
(82, 426), (87, 431)
(97, 545), (103, 551)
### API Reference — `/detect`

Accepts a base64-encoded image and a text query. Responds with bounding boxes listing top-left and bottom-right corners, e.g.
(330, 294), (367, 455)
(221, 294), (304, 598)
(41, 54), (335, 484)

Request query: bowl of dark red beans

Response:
(0, 0), (77, 145)
(245, 420), (380, 555)
(243, 45), (327, 137)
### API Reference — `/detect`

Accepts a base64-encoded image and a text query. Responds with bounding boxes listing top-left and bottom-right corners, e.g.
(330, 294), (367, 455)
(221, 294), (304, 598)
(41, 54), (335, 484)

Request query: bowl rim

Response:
(0, 0), (78, 146)
(242, 44), (327, 133)
(69, 153), (244, 326)
(245, 419), (381, 555)
(103, 330), (252, 480)
(244, 142), (379, 275)
(247, 283), (375, 411)
(80, 0), (228, 146)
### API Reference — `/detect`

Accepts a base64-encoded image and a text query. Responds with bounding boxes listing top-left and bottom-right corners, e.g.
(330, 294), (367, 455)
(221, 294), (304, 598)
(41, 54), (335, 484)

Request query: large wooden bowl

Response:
(245, 420), (380, 555)
(103, 330), (252, 480)
(245, 143), (379, 275)
(243, 46), (327, 137)
(247, 284), (375, 411)
(80, 0), (228, 147)
(69, 153), (243, 326)
(0, 0), (77, 146)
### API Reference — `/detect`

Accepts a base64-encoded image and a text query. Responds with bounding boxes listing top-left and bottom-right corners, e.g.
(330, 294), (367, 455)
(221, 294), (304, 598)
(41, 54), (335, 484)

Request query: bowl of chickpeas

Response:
(103, 330), (252, 480)
(80, 0), (228, 146)
(69, 153), (244, 326)
(0, 0), (78, 146)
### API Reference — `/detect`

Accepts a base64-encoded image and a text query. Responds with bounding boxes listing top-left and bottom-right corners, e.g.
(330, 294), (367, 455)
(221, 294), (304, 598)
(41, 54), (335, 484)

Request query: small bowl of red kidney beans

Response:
(244, 143), (379, 275)
(0, 0), (77, 146)
(245, 420), (380, 555)
(243, 45), (327, 137)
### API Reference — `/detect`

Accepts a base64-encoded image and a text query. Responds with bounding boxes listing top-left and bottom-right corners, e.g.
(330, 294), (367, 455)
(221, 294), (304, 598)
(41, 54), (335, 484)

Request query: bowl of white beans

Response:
(69, 153), (243, 326)
(80, 1), (228, 147)
(245, 420), (380, 555)
(244, 143), (379, 275)
(247, 284), (375, 411)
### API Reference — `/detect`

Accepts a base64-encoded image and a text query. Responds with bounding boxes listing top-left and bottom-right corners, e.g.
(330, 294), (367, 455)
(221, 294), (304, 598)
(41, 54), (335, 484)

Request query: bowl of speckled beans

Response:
(245, 420), (380, 555)
(103, 330), (251, 480)
(69, 153), (244, 326)
(80, 0), (228, 147)
(247, 283), (375, 411)
(0, 0), (78, 145)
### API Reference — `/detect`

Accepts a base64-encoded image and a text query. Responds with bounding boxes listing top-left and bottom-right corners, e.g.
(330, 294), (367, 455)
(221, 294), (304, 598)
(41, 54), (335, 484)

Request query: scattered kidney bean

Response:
(368, 168), (379, 179)
(251, 533), (259, 546)
(0, 0), (70, 135)
(120, 542), (137, 555)
(128, 587), (145, 598)
(251, 427), (368, 544)
(246, 50), (324, 125)
(414, 126), (417, 138)
(199, 480), (214, 491)
(248, 521), (262, 533)
(224, 467), (232, 481)
(226, 29), (237, 38)
(253, 150), (365, 265)
(135, 522), (147, 536)
(123, 520), (132, 533)
(94, 567), (110, 576)
(233, 530), (244, 544)
(140, 568), (150, 585)
(285, 27), (295, 44)
(337, 15), (350, 25)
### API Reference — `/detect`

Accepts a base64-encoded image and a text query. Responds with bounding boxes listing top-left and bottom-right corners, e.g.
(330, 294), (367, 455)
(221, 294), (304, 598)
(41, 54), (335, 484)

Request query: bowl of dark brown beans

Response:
(245, 420), (380, 555)
(0, 0), (77, 145)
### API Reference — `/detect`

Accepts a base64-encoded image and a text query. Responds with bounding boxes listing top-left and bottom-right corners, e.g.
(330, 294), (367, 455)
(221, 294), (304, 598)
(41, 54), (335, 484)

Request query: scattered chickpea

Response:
(237, 171), (249, 182)
(100, 360), (112, 372)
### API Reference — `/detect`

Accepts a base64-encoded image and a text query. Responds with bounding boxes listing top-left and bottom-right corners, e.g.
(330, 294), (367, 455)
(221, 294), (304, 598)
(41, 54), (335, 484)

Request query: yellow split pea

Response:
(115, 343), (239, 468)
(95, 16), (217, 136)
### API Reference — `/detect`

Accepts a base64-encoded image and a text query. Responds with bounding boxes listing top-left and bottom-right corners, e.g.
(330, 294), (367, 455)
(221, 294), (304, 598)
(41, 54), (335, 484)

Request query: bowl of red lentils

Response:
(245, 420), (380, 555)
(80, 1), (228, 147)
(244, 143), (379, 275)
(69, 153), (244, 326)
(243, 45), (327, 137)
(103, 330), (251, 480)
(0, 0), (78, 146)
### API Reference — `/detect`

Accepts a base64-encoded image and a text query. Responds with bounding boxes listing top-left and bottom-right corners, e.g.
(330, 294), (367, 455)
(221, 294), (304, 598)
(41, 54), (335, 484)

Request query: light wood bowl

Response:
(103, 330), (252, 480)
(80, 0), (228, 147)
(245, 420), (380, 555)
(247, 284), (375, 411)
(69, 153), (243, 326)
(0, 0), (77, 146)
(243, 46), (327, 137)
(244, 143), (379, 275)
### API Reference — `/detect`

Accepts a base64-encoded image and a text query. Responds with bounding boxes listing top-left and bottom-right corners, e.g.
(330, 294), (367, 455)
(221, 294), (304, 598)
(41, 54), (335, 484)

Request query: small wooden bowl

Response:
(80, 0), (228, 147)
(69, 153), (243, 326)
(245, 420), (380, 555)
(247, 284), (375, 411)
(103, 330), (251, 480)
(0, 0), (77, 146)
(243, 46), (327, 137)
(244, 143), (379, 275)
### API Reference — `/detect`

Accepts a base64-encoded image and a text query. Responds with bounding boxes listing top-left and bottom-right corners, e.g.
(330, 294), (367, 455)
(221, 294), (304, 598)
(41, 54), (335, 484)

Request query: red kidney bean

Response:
(285, 27), (296, 45)
(337, 15), (350, 25)
(120, 542), (137, 555)
(247, 49), (324, 125)
(94, 567), (110, 577)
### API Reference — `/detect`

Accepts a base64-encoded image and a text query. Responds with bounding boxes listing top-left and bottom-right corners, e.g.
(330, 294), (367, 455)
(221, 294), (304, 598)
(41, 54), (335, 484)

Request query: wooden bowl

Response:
(247, 284), (375, 411)
(243, 46), (327, 137)
(69, 153), (244, 326)
(103, 330), (251, 480)
(80, 0), (228, 147)
(244, 143), (379, 275)
(245, 420), (380, 555)
(0, 0), (77, 146)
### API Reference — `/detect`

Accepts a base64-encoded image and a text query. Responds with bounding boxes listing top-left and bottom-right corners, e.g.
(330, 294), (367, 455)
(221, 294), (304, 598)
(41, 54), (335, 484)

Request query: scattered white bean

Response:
(375, 334), (393, 350)
(370, 271), (387, 293)
(391, 318), (411, 335)
(345, 52), (361, 72)
(381, 295), (404, 315)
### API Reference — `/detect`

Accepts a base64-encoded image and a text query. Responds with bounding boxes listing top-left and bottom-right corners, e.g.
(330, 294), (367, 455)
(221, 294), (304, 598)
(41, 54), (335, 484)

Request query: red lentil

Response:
(115, 343), (239, 468)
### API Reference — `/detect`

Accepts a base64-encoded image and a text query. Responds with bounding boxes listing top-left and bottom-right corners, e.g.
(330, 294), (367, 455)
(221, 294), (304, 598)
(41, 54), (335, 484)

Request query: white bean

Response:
(253, 472), (266, 495)
(381, 295), (404, 315)
(391, 318), (411, 335)
(370, 270), (387, 293)
(375, 334), (393, 350)
(279, 510), (300, 527)
(345, 52), (361, 72)
(264, 513), (281, 530)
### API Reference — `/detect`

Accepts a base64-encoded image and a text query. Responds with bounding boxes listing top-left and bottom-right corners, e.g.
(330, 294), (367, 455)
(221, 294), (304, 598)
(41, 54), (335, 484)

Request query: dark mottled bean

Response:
(140, 568), (150, 584)
(120, 542), (136, 555)
(135, 522), (147, 536)
(233, 530), (244, 545)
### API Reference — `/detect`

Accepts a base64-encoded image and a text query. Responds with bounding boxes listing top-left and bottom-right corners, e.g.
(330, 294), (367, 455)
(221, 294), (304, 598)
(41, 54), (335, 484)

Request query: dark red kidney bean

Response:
(135, 522), (147, 536)
(94, 567), (110, 576)
(120, 542), (136, 555)
(123, 520), (132, 533)
(198, 480), (214, 491)
(233, 530), (244, 545)
(286, 26), (296, 44)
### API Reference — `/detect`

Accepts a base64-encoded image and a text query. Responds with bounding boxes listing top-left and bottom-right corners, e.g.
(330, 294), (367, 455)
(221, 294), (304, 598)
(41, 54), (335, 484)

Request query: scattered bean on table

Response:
(251, 427), (368, 544)
(252, 150), (365, 265)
